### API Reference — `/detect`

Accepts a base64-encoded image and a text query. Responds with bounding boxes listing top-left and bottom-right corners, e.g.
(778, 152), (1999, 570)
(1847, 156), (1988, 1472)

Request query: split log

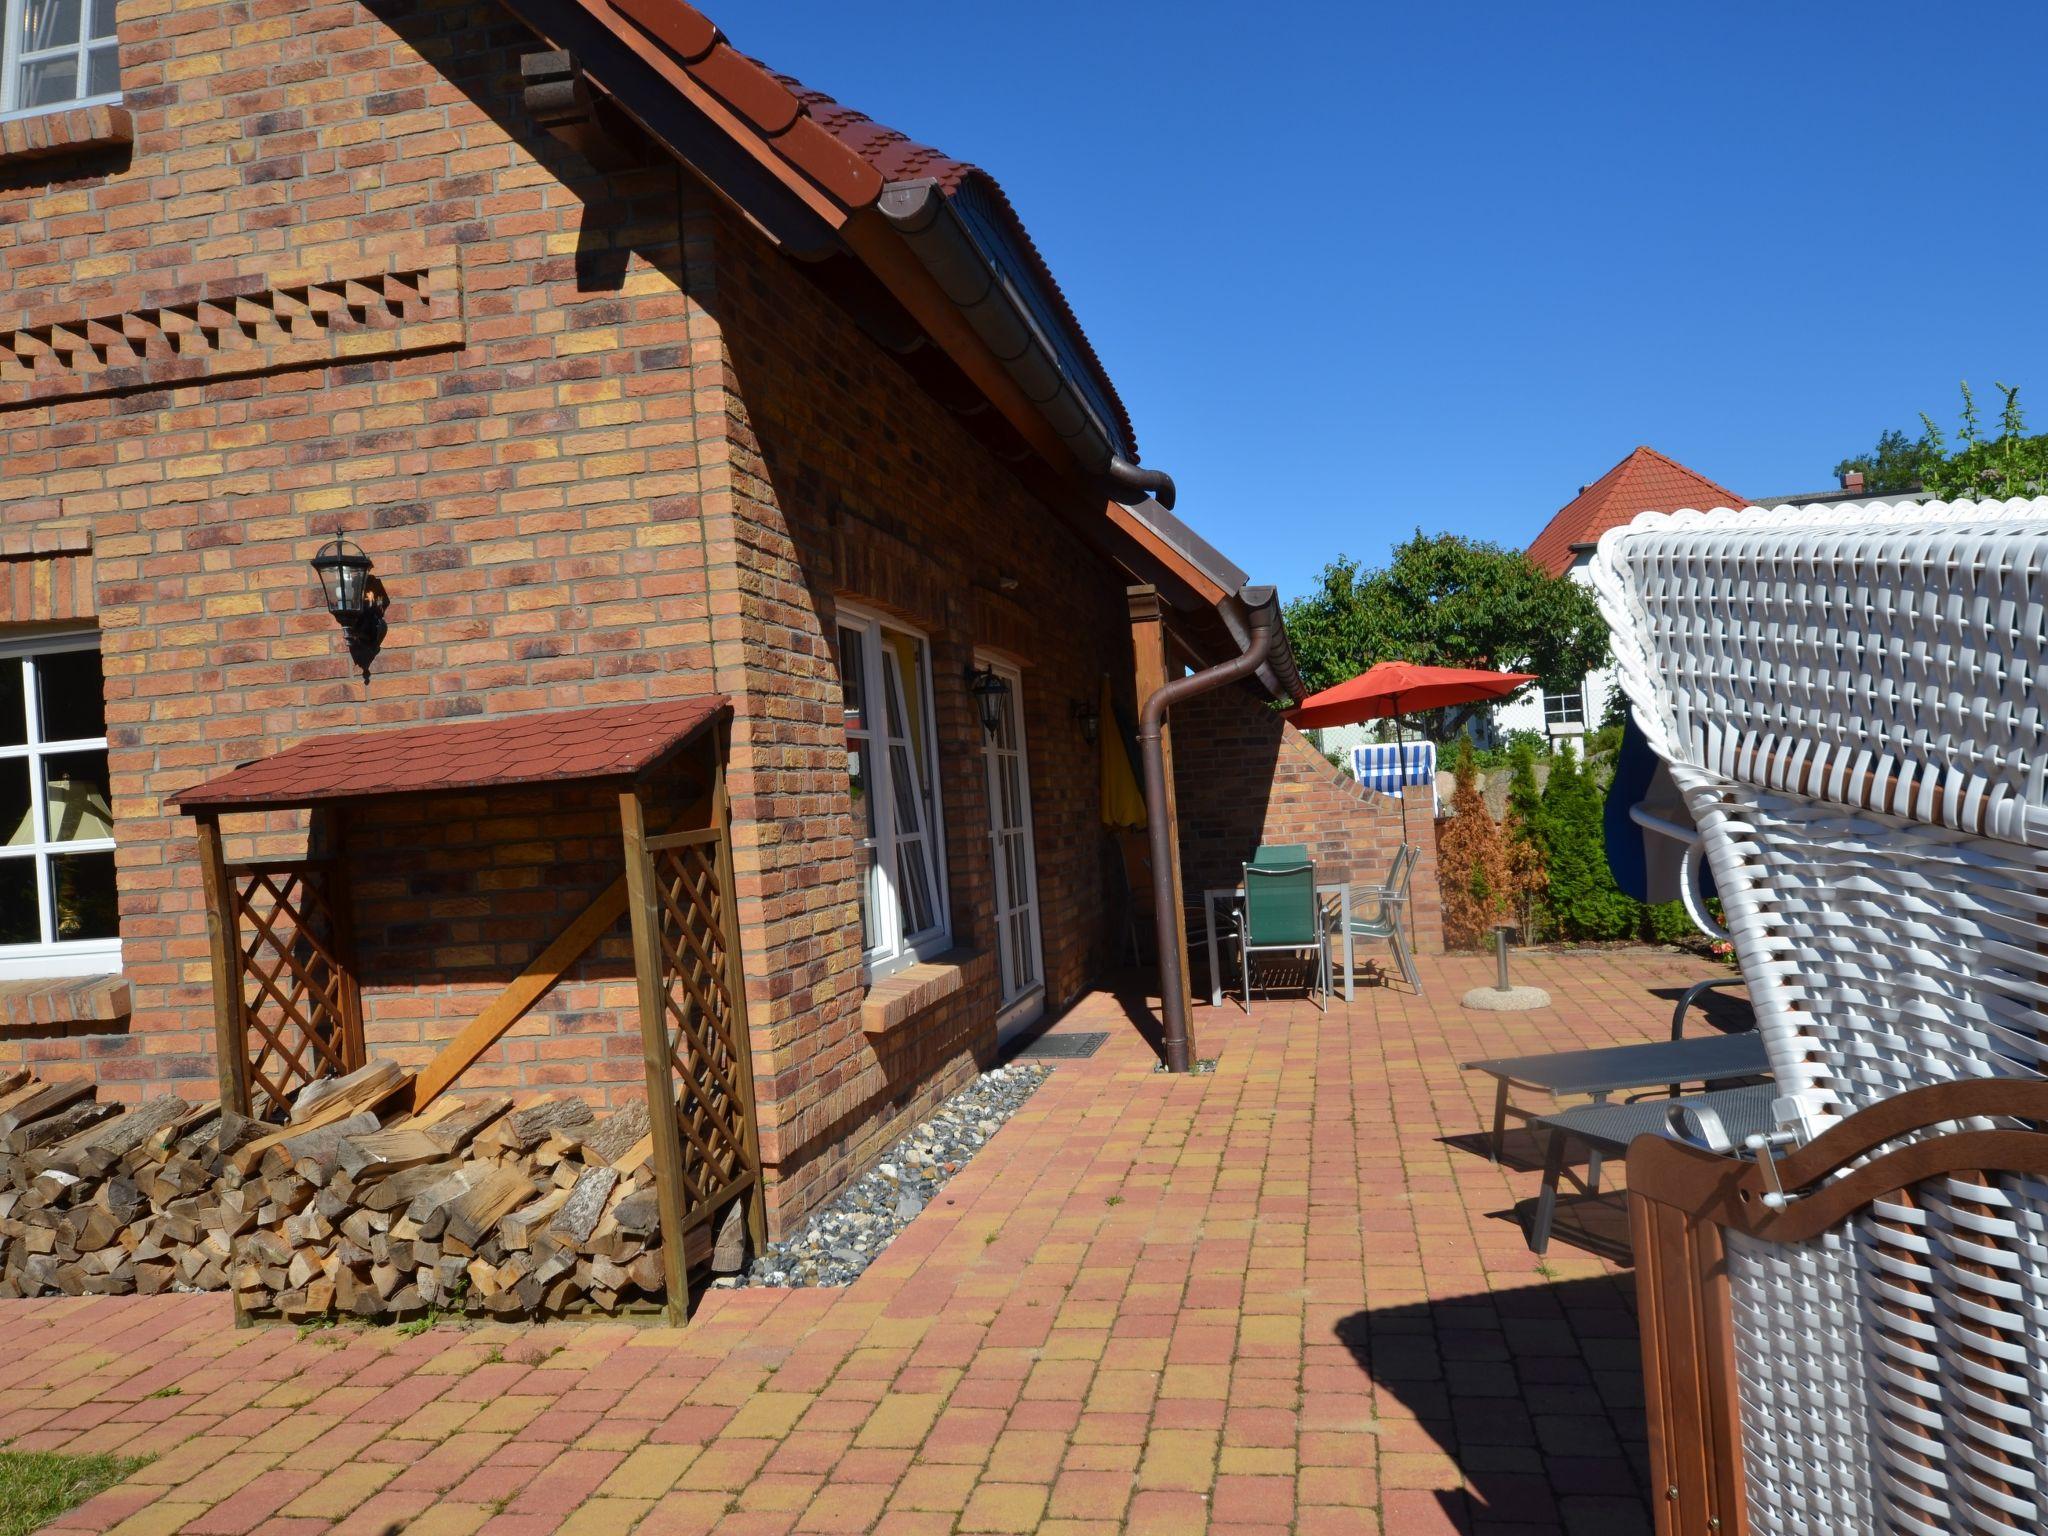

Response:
(549, 1167), (618, 1245)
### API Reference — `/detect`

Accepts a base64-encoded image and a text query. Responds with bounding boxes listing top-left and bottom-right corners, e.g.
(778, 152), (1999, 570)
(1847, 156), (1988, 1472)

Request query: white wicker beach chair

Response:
(1591, 495), (2048, 1536)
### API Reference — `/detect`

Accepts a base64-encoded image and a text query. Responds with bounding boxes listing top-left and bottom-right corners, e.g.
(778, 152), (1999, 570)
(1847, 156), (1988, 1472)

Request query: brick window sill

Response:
(861, 949), (986, 1036)
(0, 103), (133, 165)
(0, 974), (131, 1033)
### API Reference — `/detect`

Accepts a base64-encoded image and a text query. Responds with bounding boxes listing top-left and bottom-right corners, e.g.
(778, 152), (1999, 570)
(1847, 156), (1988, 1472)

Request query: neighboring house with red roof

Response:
(3, 0), (1441, 1280)
(1503, 447), (1746, 740)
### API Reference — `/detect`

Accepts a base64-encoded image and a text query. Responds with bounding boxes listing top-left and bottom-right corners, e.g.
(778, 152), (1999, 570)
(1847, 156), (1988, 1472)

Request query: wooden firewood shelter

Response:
(172, 696), (763, 1320)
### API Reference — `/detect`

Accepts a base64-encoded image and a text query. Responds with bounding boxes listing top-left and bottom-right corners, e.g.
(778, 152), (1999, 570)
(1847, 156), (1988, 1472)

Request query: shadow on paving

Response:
(1646, 981), (1754, 1034)
(1335, 1275), (1655, 1535)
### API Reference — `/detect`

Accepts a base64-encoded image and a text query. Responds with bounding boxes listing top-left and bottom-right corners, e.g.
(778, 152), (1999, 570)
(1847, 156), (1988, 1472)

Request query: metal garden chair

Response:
(1234, 860), (1330, 1014)
(1328, 842), (1420, 995)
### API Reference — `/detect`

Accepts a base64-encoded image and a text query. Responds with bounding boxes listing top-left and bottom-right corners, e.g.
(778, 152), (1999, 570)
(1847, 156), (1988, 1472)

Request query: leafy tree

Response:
(1834, 382), (2048, 501)
(1534, 744), (1638, 941)
(1834, 426), (1942, 495)
(1284, 532), (1610, 738)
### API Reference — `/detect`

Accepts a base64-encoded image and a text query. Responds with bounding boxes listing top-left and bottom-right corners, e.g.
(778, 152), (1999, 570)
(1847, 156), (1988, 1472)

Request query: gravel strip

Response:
(727, 1062), (1050, 1288)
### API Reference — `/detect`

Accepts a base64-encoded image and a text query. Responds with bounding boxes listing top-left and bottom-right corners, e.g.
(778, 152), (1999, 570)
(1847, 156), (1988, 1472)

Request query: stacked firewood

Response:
(0, 1062), (733, 1318)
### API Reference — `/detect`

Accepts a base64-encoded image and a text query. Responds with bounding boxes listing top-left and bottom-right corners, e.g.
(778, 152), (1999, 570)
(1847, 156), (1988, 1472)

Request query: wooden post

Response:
(322, 813), (367, 1076)
(708, 720), (767, 1253)
(193, 813), (248, 1117)
(619, 784), (693, 1324)
(1129, 586), (1194, 1053)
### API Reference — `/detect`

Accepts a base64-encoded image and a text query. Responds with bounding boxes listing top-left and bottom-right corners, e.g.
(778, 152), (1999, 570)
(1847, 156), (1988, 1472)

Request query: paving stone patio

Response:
(0, 947), (1735, 1535)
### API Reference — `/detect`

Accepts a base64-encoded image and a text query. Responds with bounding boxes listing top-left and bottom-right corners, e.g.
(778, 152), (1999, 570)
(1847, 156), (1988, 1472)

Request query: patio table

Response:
(1465, 1029), (1768, 1162)
(1526, 1081), (1778, 1254)
(1204, 883), (1354, 1006)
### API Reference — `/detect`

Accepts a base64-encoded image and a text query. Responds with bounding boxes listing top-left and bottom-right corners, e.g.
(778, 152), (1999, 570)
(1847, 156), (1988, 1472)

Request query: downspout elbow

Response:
(1104, 455), (1177, 512)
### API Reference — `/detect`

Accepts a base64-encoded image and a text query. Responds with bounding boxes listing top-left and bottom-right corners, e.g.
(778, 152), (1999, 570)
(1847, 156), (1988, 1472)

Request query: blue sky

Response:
(737, 4), (2048, 600)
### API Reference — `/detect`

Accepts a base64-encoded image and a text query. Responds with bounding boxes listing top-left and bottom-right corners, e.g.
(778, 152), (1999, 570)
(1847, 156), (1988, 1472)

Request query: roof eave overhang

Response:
(495, 0), (1304, 701)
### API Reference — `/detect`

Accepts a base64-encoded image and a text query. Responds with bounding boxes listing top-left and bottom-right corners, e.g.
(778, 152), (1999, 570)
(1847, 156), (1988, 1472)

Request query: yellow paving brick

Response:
(960, 1481), (1052, 1533)
(558, 1497), (653, 1535)
(723, 1390), (814, 1438)
(600, 1443), (696, 1499)
(280, 1461), (399, 1519)
(104, 1505), (212, 1536)
(462, 1394), (549, 1434)
(392, 1503), (493, 1536)
(853, 1392), (944, 1448)
(1137, 1428), (1219, 1491)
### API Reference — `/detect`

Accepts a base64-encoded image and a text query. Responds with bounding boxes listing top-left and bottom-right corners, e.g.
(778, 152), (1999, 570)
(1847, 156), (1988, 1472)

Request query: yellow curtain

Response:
(1099, 676), (1147, 829)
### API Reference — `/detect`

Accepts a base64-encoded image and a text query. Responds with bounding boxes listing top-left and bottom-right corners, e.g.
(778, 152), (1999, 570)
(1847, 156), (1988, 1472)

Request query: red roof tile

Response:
(1525, 447), (1745, 576)
(770, 67), (1137, 460)
(598, 0), (1136, 459)
(173, 697), (728, 812)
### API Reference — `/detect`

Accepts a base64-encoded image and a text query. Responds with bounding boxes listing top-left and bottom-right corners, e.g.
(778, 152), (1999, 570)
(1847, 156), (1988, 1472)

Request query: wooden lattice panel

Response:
(650, 839), (755, 1222)
(231, 863), (363, 1121)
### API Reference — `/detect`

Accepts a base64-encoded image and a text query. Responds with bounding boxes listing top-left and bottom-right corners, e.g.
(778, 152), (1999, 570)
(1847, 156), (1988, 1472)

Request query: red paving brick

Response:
(0, 949), (1707, 1533)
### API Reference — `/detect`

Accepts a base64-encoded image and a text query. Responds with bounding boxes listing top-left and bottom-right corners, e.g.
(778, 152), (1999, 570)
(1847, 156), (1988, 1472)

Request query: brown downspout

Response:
(1140, 599), (1277, 1072)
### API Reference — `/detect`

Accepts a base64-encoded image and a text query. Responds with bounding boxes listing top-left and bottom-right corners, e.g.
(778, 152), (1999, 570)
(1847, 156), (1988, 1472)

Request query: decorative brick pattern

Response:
(0, 260), (462, 410)
(0, 102), (132, 164)
(1174, 681), (1446, 953)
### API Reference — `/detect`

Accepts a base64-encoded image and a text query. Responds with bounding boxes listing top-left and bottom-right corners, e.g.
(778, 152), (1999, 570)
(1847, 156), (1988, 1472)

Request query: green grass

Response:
(0, 1450), (151, 1536)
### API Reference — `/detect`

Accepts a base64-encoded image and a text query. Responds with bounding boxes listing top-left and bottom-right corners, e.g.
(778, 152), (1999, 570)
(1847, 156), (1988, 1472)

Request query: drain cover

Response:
(1014, 1031), (1109, 1060)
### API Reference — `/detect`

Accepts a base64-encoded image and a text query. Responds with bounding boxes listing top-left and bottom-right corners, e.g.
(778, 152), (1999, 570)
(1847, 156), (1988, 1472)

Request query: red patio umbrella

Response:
(1287, 660), (1537, 957)
(1287, 660), (1538, 733)
(1287, 660), (1538, 840)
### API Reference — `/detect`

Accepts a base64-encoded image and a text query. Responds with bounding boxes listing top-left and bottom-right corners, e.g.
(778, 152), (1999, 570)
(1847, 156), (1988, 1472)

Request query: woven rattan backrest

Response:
(1592, 496), (2048, 1133)
(1596, 496), (2048, 1536)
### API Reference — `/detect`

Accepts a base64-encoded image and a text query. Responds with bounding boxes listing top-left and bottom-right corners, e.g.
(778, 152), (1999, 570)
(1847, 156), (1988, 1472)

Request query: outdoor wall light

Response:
(310, 535), (387, 683)
(968, 665), (1010, 737)
(1072, 699), (1100, 744)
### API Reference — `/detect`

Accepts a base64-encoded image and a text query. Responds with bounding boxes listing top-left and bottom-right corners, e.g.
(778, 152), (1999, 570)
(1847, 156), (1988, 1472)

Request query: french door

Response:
(979, 660), (1044, 1036)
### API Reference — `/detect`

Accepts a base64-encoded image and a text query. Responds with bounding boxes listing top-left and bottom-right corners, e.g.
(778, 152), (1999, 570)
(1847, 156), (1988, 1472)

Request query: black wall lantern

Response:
(967, 665), (1010, 737)
(1072, 698), (1100, 744)
(310, 535), (387, 683)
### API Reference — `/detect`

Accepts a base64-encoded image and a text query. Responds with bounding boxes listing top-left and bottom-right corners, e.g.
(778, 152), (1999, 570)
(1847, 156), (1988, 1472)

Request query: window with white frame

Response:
(0, 635), (118, 978)
(2, 0), (119, 120)
(837, 607), (948, 973)
(1544, 685), (1586, 730)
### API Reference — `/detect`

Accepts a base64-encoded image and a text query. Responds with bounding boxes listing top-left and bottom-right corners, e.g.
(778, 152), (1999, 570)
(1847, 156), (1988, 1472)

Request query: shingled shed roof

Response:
(1526, 447), (1745, 576)
(174, 697), (728, 813)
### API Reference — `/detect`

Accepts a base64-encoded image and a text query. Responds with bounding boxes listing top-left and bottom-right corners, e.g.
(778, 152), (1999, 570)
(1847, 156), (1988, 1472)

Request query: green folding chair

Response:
(1251, 843), (1310, 867)
(1235, 859), (1330, 1014)
(1331, 843), (1421, 996)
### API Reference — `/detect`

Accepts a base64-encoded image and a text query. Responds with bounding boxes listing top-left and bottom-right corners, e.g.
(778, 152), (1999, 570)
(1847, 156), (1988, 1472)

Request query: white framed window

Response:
(837, 605), (949, 975)
(1544, 686), (1586, 731)
(0, 631), (119, 979)
(1, 0), (119, 121)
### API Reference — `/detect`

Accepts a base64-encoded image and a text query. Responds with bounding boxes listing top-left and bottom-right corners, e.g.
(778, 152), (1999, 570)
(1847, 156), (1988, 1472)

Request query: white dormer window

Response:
(1, 0), (119, 119)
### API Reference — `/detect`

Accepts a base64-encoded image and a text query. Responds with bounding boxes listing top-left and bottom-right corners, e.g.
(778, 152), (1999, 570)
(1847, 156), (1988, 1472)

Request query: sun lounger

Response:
(1465, 1030), (1769, 1163)
(1527, 1081), (1777, 1254)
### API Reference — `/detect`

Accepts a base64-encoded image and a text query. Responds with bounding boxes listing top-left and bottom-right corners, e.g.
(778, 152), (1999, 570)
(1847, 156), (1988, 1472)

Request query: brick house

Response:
(0, 0), (1418, 1233)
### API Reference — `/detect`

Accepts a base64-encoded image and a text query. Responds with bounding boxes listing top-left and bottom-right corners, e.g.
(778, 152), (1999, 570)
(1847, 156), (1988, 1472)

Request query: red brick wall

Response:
(696, 187), (1136, 1229)
(1172, 682), (1445, 953)
(0, 0), (1144, 1235)
(0, 6), (709, 1090)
